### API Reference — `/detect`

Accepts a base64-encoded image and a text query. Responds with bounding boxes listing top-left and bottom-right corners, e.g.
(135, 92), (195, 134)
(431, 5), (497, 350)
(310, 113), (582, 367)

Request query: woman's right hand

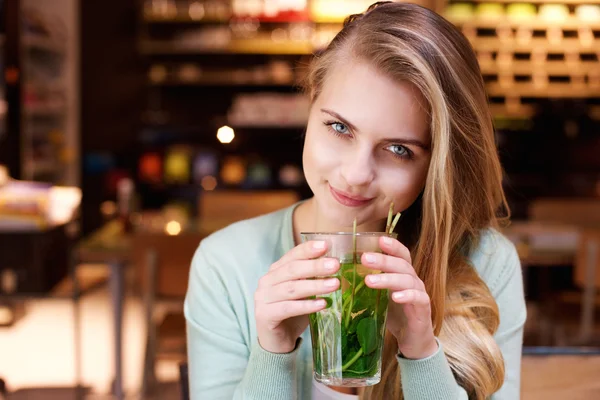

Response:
(255, 240), (341, 354)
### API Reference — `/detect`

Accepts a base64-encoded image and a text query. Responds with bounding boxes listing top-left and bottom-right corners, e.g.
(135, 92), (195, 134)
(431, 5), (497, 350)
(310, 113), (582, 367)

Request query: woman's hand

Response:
(255, 240), (341, 354)
(361, 236), (438, 360)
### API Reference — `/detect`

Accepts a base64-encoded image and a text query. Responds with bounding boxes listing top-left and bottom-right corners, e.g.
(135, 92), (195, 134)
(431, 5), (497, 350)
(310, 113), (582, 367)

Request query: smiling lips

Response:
(329, 185), (375, 207)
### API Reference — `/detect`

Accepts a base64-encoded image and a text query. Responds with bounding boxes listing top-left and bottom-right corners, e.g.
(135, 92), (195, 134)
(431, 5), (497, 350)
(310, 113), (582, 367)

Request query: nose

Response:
(340, 146), (375, 188)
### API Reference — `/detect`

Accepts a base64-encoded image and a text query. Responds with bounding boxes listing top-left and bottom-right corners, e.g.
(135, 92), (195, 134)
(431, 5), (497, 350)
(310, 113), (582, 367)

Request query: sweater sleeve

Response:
(184, 241), (300, 400)
(397, 239), (526, 399)
(397, 338), (468, 399)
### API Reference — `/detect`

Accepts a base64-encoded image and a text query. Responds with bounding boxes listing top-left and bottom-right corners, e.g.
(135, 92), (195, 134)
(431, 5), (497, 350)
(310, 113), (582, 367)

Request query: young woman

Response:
(185, 2), (526, 399)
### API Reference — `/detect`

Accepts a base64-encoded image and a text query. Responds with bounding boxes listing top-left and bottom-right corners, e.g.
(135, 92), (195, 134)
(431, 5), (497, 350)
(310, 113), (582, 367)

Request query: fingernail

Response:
(393, 292), (405, 301)
(324, 259), (337, 271)
(313, 241), (326, 250)
(365, 253), (377, 264)
(368, 275), (380, 284)
(324, 278), (338, 288)
(382, 236), (393, 245)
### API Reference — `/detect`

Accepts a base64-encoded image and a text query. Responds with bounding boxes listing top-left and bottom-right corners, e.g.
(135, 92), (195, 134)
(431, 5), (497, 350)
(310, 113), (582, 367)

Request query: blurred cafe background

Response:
(0, 0), (599, 399)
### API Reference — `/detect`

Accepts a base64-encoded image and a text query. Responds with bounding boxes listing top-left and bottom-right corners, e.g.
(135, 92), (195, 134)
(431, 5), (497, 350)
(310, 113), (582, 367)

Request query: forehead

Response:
(316, 61), (430, 141)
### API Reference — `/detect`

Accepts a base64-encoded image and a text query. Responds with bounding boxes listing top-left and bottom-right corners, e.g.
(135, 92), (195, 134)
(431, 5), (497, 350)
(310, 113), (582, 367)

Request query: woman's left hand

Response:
(361, 236), (438, 360)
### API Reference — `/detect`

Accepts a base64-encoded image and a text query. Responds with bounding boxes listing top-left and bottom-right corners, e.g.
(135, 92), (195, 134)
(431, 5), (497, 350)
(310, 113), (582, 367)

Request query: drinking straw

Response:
(385, 203), (394, 233)
(345, 217), (358, 329)
(389, 212), (401, 234)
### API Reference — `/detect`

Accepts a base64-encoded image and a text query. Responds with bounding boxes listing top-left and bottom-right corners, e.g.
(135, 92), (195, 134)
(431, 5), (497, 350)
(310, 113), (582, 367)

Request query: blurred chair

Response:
(521, 346), (600, 398)
(179, 363), (189, 400)
(528, 198), (600, 345)
(134, 231), (205, 398)
(567, 230), (600, 344)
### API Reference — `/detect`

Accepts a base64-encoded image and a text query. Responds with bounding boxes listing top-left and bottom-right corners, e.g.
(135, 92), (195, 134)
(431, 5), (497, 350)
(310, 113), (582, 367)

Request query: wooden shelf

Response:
(454, 16), (600, 30)
(471, 37), (599, 53)
(489, 104), (600, 120)
(479, 60), (600, 75)
(486, 82), (600, 97)
(143, 15), (342, 24)
(140, 41), (227, 55)
(140, 40), (315, 55)
(229, 39), (314, 54)
(144, 15), (230, 24)
(149, 78), (297, 87)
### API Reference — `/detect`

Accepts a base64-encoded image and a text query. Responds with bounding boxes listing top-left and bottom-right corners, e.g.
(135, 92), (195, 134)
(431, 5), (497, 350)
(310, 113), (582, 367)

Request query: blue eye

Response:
(331, 122), (349, 135)
(388, 145), (411, 159)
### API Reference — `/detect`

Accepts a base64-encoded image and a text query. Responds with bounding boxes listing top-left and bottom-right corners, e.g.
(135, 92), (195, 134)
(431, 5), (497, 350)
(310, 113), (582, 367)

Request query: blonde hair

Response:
(304, 2), (509, 399)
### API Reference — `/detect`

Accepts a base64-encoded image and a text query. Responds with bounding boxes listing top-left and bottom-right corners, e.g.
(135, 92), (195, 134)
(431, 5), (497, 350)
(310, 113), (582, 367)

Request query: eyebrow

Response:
(320, 108), (430, 151)
(321, 108), (359, 133)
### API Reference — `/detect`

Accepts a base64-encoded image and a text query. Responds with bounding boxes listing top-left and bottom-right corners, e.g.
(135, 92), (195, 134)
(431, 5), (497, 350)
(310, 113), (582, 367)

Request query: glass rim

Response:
(300, 231), (396, 237)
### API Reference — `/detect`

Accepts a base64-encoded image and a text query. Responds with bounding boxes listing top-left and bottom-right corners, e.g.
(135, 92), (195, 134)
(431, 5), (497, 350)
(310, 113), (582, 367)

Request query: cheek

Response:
(303, 128), (339, 173)
(380, 164), (428, 207)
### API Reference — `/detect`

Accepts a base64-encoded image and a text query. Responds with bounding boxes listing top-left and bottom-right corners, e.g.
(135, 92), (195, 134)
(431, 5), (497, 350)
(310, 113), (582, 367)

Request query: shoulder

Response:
(468, 228), (521, 296)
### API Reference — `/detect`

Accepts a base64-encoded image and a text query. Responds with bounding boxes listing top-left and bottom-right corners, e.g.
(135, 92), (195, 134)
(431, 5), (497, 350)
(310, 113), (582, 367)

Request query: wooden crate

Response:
(198, 190), (300, 232)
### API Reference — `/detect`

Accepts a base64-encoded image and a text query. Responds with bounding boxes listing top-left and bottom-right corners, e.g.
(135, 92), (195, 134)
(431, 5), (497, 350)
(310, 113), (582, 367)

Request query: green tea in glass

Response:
(301, 231), (397, 387)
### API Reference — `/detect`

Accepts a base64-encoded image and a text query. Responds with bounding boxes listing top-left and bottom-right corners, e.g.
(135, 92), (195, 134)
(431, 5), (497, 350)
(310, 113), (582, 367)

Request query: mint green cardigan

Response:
(184, 204), (527, 399)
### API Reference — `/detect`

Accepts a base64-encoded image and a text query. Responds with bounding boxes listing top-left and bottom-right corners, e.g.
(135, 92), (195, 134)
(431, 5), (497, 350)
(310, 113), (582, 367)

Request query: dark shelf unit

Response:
(134, 1), (317, 214)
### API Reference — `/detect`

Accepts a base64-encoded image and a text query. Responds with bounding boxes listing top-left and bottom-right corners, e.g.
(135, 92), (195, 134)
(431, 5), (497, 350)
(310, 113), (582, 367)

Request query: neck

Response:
(292, 197), (386, 245)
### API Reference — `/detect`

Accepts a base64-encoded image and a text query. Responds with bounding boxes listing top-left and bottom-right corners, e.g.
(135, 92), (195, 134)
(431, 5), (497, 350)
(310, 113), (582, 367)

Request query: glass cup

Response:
(300, 232), (397, 387)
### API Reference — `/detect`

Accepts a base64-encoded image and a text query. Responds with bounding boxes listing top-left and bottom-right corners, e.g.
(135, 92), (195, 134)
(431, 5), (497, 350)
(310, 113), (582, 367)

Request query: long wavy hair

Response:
(303, 2), (509, 399)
